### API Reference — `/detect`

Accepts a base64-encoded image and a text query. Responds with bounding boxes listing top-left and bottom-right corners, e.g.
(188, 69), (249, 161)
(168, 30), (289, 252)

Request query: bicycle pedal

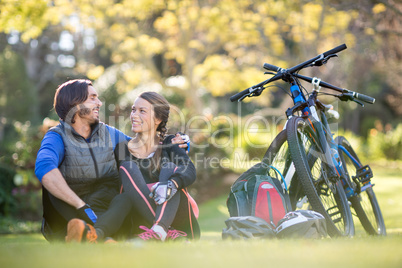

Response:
(352, 165), (373, 184)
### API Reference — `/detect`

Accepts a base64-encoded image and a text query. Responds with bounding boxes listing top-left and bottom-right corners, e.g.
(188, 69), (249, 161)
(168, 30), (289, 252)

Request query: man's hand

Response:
(149, 180), (178, 205)
(172, 132), (190, 153)
(77, 204), (98, 224)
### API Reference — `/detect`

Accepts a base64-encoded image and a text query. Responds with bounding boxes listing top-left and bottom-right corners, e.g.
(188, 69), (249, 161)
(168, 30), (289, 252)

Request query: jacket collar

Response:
(59, 119), (101, 140)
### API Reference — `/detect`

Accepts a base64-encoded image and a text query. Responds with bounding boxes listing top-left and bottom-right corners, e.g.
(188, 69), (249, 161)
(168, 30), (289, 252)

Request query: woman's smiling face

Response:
(130, 97), (161, 134)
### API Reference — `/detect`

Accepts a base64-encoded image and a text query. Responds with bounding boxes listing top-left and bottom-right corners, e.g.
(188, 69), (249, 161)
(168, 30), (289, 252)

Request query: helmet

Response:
(222, 216), (276, 240)
(275, 210), (327, 239)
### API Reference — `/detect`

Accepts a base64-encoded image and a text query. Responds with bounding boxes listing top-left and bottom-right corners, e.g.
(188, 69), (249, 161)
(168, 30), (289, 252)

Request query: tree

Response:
(326, 0), (402, 133)
(1, 0), (401, 202)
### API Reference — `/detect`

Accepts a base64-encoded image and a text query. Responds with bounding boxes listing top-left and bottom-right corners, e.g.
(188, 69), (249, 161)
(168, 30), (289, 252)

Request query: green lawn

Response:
(1, 166), (401, 268)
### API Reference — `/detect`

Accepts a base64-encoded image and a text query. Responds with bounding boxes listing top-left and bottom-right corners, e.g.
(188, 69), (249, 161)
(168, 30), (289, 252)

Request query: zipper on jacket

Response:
(88, 143), (100, 178)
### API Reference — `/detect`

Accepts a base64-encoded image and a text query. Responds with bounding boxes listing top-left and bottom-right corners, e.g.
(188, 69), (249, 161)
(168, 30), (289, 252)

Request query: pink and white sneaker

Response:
(166, 229), (187, 241)
(137, 226), (162, 241)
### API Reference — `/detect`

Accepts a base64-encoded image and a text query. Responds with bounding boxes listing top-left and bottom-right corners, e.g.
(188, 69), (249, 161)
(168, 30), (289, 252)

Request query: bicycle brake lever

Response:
(264, 71), (276, 75)
(338, 92), (353, 102)
(313, 54), (338, 66)
(353, 99), (365, 107)
(250, 87), (264, 97)
(338, 93), (365, 107)
(322, 54), (338, 65)
(238, 94), (249, 102)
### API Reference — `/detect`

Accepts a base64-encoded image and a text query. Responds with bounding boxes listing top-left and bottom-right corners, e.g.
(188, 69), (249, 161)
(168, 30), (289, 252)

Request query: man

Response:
(35, 79), (188, 242)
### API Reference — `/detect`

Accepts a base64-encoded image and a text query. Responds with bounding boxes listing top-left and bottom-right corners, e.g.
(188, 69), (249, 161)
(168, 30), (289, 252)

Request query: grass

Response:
(1, 235), (402, 268)
(1, 165), (402, 268)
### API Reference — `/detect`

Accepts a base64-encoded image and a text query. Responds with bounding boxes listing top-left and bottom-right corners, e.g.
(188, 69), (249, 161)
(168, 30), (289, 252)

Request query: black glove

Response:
(149, 180), (178, 205)
(77, 204), (97, 224)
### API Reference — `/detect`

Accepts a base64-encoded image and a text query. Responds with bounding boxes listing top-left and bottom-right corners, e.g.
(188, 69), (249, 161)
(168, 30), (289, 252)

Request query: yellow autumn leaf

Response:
(123, 68), (142, 87)
(372, 3), (386, 14)
(87, 65), (105, 80)
(365, 27), (375, 35)
(188, 40), (205, 51)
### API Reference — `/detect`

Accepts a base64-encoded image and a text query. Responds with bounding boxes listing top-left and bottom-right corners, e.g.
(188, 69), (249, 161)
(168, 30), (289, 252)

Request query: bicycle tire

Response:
(262, 130), (289, 169)
(336, 136), (386, 236)
(262, 130), (304, 210)
(287, 116), (354, 237)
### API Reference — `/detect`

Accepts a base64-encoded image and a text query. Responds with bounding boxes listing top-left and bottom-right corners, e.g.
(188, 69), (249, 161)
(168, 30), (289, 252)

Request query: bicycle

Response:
(230, 44), (385, 237)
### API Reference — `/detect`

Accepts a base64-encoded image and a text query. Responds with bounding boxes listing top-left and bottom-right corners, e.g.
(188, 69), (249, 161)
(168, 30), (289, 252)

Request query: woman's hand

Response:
(149, 180), (178, 205)
(171, 132), (190, 153)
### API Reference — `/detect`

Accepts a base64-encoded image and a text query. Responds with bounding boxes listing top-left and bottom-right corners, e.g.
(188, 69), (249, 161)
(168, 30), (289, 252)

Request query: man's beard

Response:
(78, 106), (99, 125)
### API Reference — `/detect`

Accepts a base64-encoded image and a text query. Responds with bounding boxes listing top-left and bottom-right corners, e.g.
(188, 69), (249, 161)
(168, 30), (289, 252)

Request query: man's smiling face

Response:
(77, 86), (102, 125)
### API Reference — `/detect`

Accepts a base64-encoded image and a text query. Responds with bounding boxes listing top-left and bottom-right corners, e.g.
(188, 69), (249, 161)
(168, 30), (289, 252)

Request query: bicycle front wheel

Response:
(336, 136), (386, 236)
(262, 130), (305, 210)
(287, 116), (354, 237)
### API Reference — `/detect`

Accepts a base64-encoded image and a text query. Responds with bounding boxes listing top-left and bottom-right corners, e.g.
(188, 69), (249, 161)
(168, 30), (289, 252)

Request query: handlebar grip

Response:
(354, 92), (375, 104)
(263, 63), (282, 72)
(230, 88), (251, 102)
(323, 44), (347, 57)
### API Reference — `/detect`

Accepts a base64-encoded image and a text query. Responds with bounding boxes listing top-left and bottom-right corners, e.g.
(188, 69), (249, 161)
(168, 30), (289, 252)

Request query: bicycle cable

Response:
(271, 84), (292, 97)
(305, 91), (338, 100)
(316, 92), (339, 97)
(294, 70), (310, 97)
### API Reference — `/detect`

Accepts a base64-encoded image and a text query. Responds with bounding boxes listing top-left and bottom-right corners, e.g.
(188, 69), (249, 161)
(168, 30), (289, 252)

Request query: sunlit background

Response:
(0, 0), (401, 234)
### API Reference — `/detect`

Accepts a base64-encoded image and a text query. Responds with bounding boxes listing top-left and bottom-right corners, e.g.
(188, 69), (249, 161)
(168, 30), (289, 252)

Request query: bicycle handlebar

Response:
(229, 87), (253, 102)
(343, 91), (376, 104)
(353, 92), (376, 104)
(230, 44), (374, 105)
(263, 63), (283, 72)
(230, 74), (280, 102)
(322, 44), (348, 57)
(263, 44), (348, 75)
(287, 44), (347, 74)
(232, 44), (347, 102)
(293, 73), (344, 92)
(295, 73), (376, 104)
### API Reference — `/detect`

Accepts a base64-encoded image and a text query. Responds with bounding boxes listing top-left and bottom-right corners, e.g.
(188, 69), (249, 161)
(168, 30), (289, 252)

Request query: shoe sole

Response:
(104, 237), (117, 244)
(65, 219), (85, 243)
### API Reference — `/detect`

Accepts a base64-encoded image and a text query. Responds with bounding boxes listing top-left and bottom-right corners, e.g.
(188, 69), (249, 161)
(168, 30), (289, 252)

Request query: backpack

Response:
(227, 162), (291, 227)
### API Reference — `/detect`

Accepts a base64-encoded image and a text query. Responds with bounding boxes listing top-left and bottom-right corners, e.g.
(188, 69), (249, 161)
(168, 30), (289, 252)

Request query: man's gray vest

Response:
(49, 121), (119, 196)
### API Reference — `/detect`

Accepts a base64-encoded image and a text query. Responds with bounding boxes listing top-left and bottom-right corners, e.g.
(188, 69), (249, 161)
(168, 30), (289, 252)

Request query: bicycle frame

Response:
(280, 79), (350, 195)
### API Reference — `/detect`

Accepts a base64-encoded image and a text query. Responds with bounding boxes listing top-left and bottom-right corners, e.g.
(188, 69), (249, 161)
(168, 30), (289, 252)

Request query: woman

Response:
(115, 92), (200, 241)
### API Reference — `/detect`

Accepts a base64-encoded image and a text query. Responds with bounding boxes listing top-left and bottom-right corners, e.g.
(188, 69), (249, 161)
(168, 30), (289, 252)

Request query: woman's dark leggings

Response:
(119, 161), (200, 239)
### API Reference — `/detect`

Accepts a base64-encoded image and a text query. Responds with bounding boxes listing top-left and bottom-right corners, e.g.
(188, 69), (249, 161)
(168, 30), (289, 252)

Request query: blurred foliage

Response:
(338, 122), (402, 162)
(0, 48), (34, 122)
(0, 119), (43, 223)
(0, 0), (374, 114)
(0, 164), (16, 217)
(367, 123), (402, 161)
(1, 0), (400, 122)
(0, 217), (41, 234)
